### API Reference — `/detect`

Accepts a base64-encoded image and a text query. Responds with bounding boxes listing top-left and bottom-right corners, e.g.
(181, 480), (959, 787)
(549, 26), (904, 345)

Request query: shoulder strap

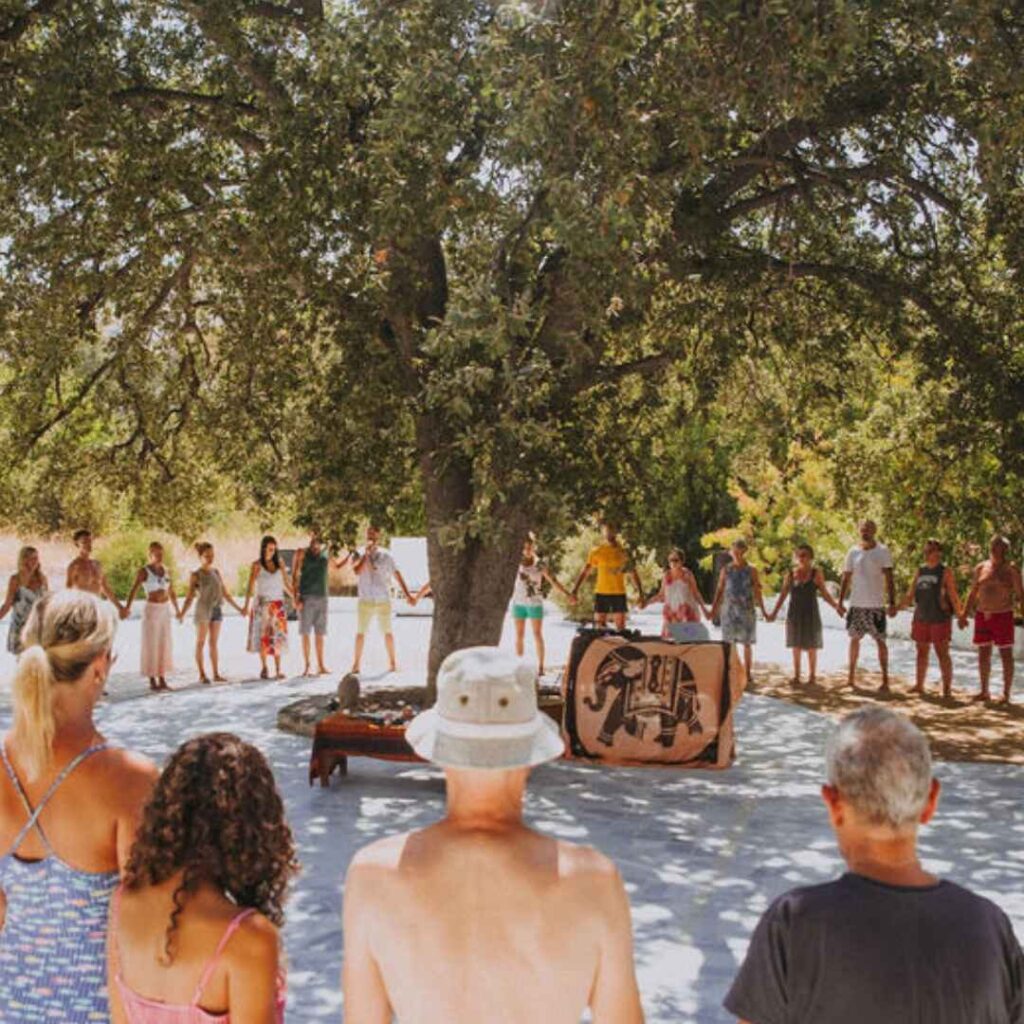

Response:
(2, 742), (108, 856)
(193, 908), (259, 1006)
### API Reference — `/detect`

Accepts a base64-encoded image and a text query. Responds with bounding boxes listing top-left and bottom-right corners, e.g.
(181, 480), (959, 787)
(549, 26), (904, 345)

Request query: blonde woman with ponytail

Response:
(0, 589), (157, 1023)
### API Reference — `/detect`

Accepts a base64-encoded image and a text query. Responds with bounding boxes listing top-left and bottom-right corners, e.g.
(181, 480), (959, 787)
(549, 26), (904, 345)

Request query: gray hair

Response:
(824, 708), (933, 829)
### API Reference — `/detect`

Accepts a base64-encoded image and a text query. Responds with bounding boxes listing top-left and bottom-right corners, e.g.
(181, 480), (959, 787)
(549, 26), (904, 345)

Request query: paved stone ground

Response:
(1, 605), (1022, 1023)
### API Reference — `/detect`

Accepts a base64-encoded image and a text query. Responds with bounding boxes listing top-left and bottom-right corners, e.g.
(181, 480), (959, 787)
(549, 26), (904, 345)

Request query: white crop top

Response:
(142, 566), (171, 595)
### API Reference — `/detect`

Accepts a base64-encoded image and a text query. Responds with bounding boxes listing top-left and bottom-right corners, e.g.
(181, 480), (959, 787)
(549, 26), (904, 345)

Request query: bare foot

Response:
(301, 666), (311, 677)
(788, 676), (801, 686)
(275, 672), (286, 681)
(148, 678), (159, 692)
(971, 691), (990, 703)
(807, 675), (817, 686)
(996, 695), (1013, 705)
(213, 674), (227, 682)
(388, 664), (398, 674)
(158, 678), (171, 691)
(199, 676), (211, 686)
(317, 666), (330, 675)
(877, 681), (891, 693)
(910, 684), (925, 695)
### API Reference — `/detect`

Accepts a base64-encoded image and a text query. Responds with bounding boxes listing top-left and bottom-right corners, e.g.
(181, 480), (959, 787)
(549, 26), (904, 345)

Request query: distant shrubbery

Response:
(97, 530), (182, 599)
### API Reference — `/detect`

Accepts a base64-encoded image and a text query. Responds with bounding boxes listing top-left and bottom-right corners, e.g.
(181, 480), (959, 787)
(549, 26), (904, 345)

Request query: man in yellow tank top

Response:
(571, 522), (643, 630)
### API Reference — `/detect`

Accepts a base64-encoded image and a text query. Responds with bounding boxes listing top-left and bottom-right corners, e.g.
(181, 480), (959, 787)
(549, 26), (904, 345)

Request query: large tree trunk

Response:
(419, 444), (528, 702)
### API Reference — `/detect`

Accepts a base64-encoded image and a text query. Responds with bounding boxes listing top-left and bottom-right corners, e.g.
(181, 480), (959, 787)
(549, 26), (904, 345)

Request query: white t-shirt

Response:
(357, 548), (395, 602)
(512, 561), (545, 607)
(843, 543), (893, 608)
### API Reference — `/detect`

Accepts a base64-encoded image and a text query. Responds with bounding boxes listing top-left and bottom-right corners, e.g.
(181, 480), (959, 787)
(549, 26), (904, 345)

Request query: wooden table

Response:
(309, 696), (565, 786)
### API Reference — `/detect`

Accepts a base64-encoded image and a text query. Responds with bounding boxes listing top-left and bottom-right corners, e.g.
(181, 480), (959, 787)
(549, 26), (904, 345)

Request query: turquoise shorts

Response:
(512, 604), (544, 621)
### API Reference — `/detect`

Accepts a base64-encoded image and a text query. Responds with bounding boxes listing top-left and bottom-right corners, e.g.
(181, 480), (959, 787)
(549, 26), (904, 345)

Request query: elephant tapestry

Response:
(562, 632), (746, 768)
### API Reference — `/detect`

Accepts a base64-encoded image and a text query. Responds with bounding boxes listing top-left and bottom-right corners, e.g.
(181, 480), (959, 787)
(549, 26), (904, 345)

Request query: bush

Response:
(97, 529), (182, 601)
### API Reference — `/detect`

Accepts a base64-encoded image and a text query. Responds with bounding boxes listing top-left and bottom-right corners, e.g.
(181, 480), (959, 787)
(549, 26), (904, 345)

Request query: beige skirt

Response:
(141, 601), (174, 677)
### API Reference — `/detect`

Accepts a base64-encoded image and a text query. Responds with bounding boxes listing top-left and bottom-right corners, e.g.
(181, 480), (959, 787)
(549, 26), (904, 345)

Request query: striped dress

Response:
(0, 742), (117, 1022)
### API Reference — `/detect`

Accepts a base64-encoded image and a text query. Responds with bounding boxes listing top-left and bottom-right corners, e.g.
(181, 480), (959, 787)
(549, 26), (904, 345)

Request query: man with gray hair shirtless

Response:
(726, 707), (1023, 1024)
(342, 646), (644, 1024)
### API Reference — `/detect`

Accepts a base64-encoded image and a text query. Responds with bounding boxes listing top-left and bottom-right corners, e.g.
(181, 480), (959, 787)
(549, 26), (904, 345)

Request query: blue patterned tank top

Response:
(0, 741), (118, 1023)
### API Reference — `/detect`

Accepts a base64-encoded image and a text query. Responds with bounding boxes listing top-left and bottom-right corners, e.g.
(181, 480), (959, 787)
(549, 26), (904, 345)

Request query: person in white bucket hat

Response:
(342, 646), (644, 1024)
(404, 646), (565, 768)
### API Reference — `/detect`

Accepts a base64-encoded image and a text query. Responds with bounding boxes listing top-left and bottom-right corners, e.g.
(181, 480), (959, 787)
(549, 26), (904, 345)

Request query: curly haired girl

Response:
(108, 733), (299, 1023)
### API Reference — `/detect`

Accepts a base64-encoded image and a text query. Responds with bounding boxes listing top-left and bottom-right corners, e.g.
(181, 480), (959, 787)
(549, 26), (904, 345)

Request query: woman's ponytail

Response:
(11, 590), (116, 780)
(13, 645), (56, 781)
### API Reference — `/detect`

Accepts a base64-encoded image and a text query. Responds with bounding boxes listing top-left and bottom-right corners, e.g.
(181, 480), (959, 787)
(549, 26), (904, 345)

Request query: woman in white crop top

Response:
(125, 541), (181, 691)
(242, 535), (295, 680)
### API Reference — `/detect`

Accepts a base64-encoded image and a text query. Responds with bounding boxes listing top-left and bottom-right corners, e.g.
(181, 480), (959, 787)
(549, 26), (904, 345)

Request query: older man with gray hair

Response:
(725, 707), (1024, 1024)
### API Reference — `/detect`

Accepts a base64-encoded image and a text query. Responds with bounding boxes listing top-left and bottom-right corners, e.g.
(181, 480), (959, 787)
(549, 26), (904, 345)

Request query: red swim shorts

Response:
(973, 610), (1015, 649)
(911, 619), (952, 645)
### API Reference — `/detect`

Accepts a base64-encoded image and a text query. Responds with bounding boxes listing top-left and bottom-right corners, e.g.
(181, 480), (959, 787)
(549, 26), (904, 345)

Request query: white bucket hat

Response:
(406, 647), (564, 770)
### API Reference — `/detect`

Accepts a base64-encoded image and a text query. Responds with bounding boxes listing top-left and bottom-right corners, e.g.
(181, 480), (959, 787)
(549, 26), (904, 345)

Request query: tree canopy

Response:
(2, 0), (1022, 680)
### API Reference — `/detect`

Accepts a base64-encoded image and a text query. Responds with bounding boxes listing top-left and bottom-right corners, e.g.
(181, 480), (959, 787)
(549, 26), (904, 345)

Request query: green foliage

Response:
(0, 0), (1022, 647)
(98, 529), (181, 600)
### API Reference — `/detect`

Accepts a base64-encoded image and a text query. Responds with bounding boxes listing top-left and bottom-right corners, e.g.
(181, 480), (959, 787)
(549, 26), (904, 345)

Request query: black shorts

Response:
(594, 593), (628, 614)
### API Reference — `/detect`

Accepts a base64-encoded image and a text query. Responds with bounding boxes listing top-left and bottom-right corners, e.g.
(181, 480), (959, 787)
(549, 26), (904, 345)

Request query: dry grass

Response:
(749, 663), (1024, 765)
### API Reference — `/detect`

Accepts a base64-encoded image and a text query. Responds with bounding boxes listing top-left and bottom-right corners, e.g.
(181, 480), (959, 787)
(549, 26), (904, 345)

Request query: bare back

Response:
(0, 734), (155, 873)
(344, 824), (642, 1024)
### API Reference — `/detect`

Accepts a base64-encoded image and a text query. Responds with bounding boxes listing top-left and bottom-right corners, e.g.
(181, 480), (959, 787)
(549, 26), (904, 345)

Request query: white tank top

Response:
(255, 565), (285, 601)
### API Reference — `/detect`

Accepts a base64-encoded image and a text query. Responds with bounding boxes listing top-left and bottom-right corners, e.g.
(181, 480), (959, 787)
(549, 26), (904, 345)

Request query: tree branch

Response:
(0, 0), (62, 45)
(183, 3), (291, 110)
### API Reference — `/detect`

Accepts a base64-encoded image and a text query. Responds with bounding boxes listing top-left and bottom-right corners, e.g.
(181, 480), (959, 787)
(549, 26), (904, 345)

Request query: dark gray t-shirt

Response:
(725, 873), (1024, 1024)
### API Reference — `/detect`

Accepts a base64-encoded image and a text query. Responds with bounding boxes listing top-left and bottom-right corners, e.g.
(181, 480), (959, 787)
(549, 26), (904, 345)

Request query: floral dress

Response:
(7, 583), (45, 655)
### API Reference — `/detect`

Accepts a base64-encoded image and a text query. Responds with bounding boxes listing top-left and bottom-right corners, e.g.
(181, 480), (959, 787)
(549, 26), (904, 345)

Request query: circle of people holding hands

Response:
(1, 517), (1022, 705)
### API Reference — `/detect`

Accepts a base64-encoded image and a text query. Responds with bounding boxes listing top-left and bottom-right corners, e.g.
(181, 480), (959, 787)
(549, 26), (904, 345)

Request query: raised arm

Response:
(588, 867), (644, 1024)
(342, 864), (393, 1024)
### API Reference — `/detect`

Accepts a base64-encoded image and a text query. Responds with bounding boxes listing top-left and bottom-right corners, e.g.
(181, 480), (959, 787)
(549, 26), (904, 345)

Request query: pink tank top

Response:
(112, 887), (286, 1023)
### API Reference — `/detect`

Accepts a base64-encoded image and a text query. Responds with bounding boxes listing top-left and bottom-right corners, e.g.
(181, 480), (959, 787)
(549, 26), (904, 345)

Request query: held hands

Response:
(836, 602), (846, 618)
(887, 604), (897, 618)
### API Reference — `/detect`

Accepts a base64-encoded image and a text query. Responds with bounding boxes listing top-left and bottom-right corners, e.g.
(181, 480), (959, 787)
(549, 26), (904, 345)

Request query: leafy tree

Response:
(2, 0), (1022, 689)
